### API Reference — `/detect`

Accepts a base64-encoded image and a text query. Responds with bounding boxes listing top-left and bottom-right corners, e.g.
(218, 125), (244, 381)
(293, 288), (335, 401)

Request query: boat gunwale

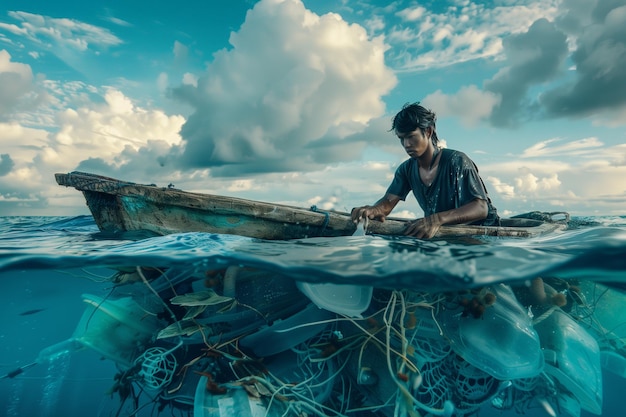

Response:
(55, 171), (567, 238)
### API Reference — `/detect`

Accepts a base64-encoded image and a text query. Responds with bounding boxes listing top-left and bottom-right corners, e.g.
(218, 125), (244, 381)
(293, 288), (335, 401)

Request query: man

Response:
(351, 103), (499, 238)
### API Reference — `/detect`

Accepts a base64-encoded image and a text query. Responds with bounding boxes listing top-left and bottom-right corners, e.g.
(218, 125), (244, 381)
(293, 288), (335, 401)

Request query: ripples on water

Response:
(2, 215), (626, 291)
(0, 215), (625, 417)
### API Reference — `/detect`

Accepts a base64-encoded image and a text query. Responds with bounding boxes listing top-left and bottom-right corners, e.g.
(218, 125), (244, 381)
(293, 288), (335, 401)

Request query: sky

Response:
(0, 0), (625, 218)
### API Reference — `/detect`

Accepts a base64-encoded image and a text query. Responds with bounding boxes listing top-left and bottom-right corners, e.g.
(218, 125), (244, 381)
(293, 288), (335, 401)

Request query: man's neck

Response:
(418, 144), (439, 171)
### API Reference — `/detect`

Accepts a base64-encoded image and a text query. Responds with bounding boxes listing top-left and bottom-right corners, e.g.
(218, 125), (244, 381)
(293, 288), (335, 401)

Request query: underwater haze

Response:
(1, 215), (626, 417)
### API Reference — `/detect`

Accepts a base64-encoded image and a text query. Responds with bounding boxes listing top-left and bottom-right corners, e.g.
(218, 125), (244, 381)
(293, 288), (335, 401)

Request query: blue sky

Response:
(0, 0), (625, 218)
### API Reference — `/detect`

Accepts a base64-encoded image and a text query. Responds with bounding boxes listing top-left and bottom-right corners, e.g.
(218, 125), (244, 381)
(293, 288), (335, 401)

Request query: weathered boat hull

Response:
(55, 171), (566, 239)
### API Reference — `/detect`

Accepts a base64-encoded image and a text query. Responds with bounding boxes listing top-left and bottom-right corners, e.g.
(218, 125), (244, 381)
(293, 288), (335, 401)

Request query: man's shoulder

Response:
(396, 157), (416, 171)
(442, 148), (465, 157)
(442, 148), (472, 163)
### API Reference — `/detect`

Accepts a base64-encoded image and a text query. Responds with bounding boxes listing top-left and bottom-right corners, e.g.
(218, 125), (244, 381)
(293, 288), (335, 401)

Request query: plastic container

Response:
(71, 294), (164, 368)
(439, 284), (544, 380)
(296, 282), (372, 317)
(534, 309), (602, 415)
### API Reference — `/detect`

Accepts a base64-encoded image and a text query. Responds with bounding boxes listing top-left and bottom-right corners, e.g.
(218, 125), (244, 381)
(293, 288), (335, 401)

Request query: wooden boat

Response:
(55, 171), (568, 239)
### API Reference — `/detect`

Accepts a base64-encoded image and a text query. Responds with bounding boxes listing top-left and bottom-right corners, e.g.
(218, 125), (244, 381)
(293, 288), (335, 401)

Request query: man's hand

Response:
(350, 194), (400, 224)
(404, 213), (443, 239)
(351, 205), (387, 223)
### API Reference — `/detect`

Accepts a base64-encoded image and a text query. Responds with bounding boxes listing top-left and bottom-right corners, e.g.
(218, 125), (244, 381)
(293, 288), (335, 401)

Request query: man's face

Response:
(396, 128), (429, 159)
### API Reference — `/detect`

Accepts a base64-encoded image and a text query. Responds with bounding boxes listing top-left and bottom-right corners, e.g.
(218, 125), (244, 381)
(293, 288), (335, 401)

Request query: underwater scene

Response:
(1, 215), (626, 417)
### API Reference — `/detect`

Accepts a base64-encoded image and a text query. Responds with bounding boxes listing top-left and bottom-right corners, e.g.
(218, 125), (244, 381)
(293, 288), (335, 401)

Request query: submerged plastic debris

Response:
(23, 263), (624, 417)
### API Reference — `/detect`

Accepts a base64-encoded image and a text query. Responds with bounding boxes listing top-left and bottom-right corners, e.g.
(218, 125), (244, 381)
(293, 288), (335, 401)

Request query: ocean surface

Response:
(1, 215), (625, 417)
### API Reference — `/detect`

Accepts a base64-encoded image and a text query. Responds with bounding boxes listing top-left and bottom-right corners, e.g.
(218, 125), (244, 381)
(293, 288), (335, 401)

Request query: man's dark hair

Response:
(391, 102), (439, 146)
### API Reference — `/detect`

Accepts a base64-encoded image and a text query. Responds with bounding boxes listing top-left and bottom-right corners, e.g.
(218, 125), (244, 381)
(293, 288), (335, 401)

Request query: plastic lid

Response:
(296, 282), (372, 317)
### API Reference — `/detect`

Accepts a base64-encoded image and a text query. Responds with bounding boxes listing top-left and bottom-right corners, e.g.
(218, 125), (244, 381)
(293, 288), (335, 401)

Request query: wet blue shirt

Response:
(386, 148), (499, 226)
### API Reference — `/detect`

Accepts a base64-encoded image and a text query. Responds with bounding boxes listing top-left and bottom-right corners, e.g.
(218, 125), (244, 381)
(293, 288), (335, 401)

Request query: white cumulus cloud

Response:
(170, 0), (397, 176)
(423, 85), (501, 127)
(0, 49), (35, 117)
(514, 171), (561, 193)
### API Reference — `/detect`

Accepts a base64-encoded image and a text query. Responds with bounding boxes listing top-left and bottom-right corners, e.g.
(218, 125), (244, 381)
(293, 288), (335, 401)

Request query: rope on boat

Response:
(310, 205), (330, 234)
(511, 211), (570, 224)
(547, 211), (570, 224)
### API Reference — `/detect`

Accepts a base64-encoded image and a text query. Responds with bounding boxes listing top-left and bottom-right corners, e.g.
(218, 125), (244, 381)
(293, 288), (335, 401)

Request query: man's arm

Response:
(351, 193), (402, 223)
(404, 198), (488, 238)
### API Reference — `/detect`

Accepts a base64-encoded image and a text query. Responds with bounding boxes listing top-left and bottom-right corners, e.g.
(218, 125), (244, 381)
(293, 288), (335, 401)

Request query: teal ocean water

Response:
(1, 215), (625, 417)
